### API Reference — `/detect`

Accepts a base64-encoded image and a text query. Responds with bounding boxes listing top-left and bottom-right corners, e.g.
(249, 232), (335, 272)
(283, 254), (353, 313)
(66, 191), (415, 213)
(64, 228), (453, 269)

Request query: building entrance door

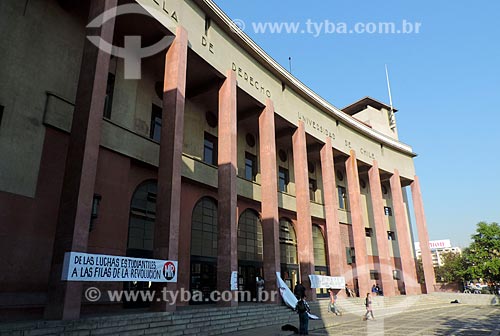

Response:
(190, 257), (217, 304)
(123, 249), (153, 309)
(238, 261), (263, 301)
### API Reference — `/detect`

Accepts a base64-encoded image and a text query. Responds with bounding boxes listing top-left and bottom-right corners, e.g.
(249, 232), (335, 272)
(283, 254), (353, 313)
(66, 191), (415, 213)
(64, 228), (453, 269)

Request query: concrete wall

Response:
(0, 0), (86, 197)
(353, 105), (399, 140)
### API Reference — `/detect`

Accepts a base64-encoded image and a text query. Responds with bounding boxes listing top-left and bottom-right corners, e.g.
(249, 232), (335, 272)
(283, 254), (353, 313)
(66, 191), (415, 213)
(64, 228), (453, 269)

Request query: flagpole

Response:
(385, 64), (396, 130)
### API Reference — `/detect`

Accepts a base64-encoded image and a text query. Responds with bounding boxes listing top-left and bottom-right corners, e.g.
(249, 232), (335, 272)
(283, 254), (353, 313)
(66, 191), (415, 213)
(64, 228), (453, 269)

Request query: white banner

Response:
(308, 275), (345, 289)
(62, 252), (178, 282)
(230, 271), (238, 291)
(276, 272), (298, 309)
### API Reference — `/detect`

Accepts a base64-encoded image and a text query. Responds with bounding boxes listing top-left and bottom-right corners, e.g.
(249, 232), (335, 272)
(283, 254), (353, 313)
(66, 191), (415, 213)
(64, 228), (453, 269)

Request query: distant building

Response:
(415, 240), (462, 267)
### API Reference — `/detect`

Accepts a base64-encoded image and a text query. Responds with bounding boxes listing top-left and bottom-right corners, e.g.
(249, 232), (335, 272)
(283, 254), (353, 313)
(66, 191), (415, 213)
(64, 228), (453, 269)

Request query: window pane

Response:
(127, 181), (157, 252)
(191, 198), (218, 258)
(150, 105), (162, 142)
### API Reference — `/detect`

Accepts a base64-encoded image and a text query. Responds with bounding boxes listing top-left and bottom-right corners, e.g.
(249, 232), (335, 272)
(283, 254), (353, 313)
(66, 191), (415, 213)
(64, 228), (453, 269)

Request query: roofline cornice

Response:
(199, 0), (416, 157)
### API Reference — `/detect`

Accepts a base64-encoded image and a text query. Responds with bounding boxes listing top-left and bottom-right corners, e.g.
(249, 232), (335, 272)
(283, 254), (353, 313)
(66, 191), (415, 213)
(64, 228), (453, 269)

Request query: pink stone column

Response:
(319, 138), (344, 279)
(345, 150), (370, 297)
(151, 26), (188, 312)
(390, 170), (419, 295)
(411, 176), (436, 293)
(259, 99), (281, 300)
(44, 0), (117, 320)
(368, 161), (396, 297)
(217, 70), (238, 307)
(292, 122), (316, 300)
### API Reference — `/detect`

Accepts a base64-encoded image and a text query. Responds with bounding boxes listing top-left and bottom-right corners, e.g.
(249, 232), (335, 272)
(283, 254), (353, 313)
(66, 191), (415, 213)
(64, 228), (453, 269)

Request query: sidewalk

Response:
(228, 311), (363, 336)
(227, 298), (454, 336)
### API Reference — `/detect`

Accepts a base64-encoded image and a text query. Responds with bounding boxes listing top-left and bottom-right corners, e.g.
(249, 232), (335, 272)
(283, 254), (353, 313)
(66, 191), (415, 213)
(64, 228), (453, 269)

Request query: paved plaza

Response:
(307, 306), (498, 336)
(233, 305), (499, 336)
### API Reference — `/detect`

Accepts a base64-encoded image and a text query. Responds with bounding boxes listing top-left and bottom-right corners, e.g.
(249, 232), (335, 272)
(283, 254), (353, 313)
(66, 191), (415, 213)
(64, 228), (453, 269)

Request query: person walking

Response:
(328, 289), (341, 315)
(295, 294), (310, 335)
(363, 293), (374, 320)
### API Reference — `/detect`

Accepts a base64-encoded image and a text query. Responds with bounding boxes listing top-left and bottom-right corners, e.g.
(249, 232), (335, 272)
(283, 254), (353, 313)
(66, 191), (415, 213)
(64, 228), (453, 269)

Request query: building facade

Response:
(415, 240), (462, 267)
(0, 0), (435, 320)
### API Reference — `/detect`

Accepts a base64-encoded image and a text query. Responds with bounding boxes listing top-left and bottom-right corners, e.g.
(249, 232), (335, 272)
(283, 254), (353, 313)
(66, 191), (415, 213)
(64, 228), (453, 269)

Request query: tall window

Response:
(191, 197), (218, 258)
(127, 180), (157, 253)
(244, 152), (258, 181)
(237, 209), (263, 262)
(312, 226), (327, 267)
(279, 219), (298, 265)
(0, 105), (4, 129)
(309, 179), (317, 202)
(338, 186), (348, 210)
(388, 231), (396, 241)
(384, 206), (393, 216)
(103, 73), (115, 119)
(203, 132), (218, 166)
(278, 167), (289, 193)
(150, 104), (162, 142)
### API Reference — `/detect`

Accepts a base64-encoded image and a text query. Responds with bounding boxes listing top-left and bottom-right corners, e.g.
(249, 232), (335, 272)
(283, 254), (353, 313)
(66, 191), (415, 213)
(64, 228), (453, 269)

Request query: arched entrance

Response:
(124, 180), (157, 308)
(190, 197), (218, 304)
(237, 209), (263, 300)
(313, 225), (329, 297)
(279, 218), (299, 291)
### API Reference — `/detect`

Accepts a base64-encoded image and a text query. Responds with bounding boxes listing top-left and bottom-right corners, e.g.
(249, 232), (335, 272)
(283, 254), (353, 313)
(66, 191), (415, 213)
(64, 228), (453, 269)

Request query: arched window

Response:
(127, 180), (157, 253)
(237, 209), (263, 262)
(312, 225), (327, 267)
(279, 219), (298, 265)
(191, 197), (218, 258)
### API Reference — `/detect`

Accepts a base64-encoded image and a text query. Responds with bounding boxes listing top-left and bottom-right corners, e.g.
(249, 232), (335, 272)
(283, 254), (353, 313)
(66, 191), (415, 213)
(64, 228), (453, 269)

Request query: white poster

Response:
(61, 252), (177, 282)
(230, 271), (238, 290)
(308, 275), (345, 289)
(276, 272), (298, 309)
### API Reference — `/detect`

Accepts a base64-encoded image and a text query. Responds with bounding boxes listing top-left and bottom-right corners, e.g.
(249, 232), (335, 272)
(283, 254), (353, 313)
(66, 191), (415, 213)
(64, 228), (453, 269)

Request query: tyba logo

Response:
(163, 261), (176, 281)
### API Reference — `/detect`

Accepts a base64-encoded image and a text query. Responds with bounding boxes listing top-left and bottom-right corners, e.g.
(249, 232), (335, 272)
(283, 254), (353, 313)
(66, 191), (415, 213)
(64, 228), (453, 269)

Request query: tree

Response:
(416, 257), (425, 284)
(461, 221), (500, 282)
(434, 252), (465, 283)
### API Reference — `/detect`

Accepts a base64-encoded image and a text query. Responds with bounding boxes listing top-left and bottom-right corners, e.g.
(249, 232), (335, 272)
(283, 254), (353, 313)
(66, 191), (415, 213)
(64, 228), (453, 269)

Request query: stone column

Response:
(390, 170), (419, 295)
(410, 176), (436, 293)
(292, 121), (316, 300)
(368, 161), (396, 297)
(44, 0), (117, 320)
(345, 150), (370, 297)
(319, 138), (344, 279)
(259, 99), (281, 301)
(217, 70), (238, 307)
(151, 26), (188, 312)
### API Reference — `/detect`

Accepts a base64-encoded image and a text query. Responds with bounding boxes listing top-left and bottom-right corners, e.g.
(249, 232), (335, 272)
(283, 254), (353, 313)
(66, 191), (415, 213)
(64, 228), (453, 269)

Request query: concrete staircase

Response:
(429, 292), (500, 306)
(0, 304), (296, 336)
(2, 293), (493, 336)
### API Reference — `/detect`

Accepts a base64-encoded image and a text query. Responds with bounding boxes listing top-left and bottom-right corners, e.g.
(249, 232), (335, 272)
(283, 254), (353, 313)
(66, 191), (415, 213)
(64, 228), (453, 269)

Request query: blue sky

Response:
(214, 0), (500, 248)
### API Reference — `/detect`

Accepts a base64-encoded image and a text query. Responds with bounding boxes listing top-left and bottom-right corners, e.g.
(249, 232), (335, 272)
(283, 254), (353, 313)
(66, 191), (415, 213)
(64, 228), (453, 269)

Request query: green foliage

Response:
(461, 221), (500, 282)
(434, 252), (466, 283)
(416, 257), (425, 284)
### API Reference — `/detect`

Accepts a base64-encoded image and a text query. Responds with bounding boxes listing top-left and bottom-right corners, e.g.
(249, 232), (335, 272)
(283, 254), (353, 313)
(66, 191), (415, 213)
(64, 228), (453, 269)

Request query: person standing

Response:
(363, 293), (374, 321)
(294, 282), (306, 300)
(295, 294), (310, 335)
(371, 284), (378, 296)
(256, 276), (265, 301)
